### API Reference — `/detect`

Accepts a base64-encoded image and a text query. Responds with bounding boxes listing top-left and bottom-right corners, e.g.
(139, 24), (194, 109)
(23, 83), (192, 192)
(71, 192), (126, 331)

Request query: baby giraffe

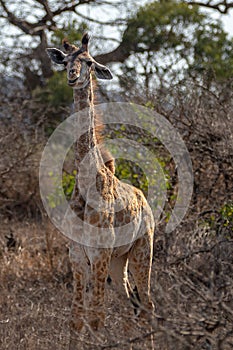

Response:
(47, 33), (155, 348)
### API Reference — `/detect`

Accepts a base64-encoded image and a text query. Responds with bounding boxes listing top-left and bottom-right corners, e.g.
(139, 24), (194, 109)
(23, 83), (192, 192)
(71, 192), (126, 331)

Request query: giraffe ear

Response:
(46, 48), (67, 64)
(92, 61), (113, 80)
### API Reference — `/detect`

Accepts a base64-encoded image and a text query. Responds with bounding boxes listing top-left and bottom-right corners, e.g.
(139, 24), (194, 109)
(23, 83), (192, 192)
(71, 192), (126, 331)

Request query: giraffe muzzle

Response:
(68, 77), (79, 86)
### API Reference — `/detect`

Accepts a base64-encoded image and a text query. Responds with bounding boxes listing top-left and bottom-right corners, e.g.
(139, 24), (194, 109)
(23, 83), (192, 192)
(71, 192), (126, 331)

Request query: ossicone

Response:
(81, 33), (90, 51)
(62, 38), (77, 53)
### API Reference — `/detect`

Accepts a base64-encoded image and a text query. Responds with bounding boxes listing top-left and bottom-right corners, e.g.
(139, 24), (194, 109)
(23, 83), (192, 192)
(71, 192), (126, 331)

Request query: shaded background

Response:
(0, 1), (233, 349)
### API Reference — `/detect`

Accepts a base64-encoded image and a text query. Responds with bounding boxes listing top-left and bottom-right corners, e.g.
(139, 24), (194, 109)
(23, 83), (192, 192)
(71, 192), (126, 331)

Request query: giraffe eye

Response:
(86, 61), (93, 67)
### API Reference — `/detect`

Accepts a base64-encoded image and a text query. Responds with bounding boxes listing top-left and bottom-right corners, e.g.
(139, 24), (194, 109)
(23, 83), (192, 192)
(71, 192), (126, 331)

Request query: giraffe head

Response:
(46, 33), (113, 89)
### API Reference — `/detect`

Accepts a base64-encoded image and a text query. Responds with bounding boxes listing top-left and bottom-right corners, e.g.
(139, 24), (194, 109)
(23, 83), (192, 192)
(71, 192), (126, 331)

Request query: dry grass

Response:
(0, 221), (71, 350)
(0, 219), (233, 350)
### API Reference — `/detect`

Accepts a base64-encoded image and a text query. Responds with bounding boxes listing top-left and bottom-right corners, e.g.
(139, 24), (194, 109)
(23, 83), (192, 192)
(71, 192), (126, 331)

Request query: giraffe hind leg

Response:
(110, 254), (148, 315)
(128, 233), (154, 318)
(109, 255), (141, 316)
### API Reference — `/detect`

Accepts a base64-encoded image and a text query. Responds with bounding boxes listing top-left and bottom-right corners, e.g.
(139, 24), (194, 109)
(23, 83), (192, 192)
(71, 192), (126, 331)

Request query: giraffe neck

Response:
(73, 79), (93, 114)
(73, 77), (104, 176)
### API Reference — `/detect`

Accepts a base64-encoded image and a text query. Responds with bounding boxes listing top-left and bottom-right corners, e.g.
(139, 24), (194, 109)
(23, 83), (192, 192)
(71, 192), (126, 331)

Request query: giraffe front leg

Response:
(70, 268), (86, 332)
(69, 244), (88, 333)
(69, 262), (87, 350)
(85, 247), (112, 331)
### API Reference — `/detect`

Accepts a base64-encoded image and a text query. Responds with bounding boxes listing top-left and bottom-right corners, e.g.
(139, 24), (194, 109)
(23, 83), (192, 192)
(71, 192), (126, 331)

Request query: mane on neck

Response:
(73, 76), (115, 174)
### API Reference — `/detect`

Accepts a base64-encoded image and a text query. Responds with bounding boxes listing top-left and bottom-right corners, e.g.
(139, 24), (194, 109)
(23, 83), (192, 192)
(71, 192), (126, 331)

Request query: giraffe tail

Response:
(127, 281), (141, 316)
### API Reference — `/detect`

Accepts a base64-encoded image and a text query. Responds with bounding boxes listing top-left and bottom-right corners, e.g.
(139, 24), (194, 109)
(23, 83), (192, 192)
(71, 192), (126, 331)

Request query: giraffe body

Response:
(47, 34), (154, 343)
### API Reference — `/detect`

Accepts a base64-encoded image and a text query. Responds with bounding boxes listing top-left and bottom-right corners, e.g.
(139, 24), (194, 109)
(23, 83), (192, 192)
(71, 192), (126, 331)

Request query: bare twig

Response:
(186, 0), (233, 14)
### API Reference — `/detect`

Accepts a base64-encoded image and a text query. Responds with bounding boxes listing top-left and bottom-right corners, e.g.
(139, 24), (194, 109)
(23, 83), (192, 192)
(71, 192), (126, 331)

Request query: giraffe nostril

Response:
(69, 69), (76, 75)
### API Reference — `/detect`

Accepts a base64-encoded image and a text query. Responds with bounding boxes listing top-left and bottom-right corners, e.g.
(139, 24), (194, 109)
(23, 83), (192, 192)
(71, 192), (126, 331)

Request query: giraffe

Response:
(47, 33), (155, 347)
